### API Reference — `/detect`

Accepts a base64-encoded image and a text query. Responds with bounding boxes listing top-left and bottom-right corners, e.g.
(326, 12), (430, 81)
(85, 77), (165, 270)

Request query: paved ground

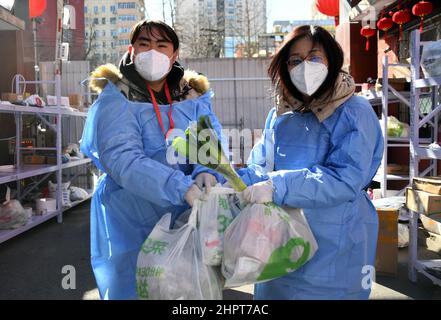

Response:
(0, 201), (440, 300)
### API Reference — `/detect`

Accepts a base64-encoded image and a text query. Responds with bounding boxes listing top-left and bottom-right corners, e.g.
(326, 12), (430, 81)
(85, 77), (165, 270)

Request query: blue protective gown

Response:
(80, 81), (222, 300)
(238, 95), (384, 300)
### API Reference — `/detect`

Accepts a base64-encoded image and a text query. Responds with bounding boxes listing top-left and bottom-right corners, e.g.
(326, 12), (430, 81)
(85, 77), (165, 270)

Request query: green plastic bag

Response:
(136, 201), (223, 300)
(221, 203), (318, 288)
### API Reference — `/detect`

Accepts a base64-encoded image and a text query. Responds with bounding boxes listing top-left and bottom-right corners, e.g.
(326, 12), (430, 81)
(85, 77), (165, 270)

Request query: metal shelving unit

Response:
(408, 29), (441, 287)
(362, 55), (435, 197)
(0, 75), (93, 245)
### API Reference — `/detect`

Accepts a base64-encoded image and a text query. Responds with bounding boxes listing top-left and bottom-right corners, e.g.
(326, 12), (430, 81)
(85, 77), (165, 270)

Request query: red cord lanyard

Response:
(146, 81), (174, 139)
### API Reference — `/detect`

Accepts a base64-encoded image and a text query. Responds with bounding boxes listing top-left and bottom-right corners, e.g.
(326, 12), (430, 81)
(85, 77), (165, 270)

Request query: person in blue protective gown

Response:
(80, 20), (222, 299)
(237, 25), (384, 299)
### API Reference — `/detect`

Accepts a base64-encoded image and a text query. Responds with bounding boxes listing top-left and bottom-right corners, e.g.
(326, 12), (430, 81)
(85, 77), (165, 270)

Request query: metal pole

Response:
(14, 114), (20, 169)
(381, 55), (389, 198)
(408, 29), (421, 282)
(15, 112), (22, 200)
(233, 58), (238, 129)
(409, 30), (420, 182)
(32, 19), (40, 95)
(56, 74), (63, 223)
(433, 87), (439, 176)
(408, 208), (418, 282)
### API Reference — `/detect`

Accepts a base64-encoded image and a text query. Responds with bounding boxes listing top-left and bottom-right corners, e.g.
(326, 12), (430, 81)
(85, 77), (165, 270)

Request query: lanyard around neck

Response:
(146, 81), (174, 139)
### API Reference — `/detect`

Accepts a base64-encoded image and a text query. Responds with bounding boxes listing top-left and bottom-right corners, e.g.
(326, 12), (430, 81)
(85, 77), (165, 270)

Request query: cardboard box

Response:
(375, 208), (399, 276)
(406, 187), (441, 216)
(387, 164), (409, 175)
(420, 213), (441, 235)
(1, 92), (18, 102)
(23, 155), (46, 165)
(46, 95), (70, 107)
(413, 176), (441, 195)
(68, 94), (83, 108)
(46, 156), (57, 165)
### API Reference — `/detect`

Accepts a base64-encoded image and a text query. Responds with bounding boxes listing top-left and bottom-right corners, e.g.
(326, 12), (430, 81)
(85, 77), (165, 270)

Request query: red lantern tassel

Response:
(399, 25), (403, 40)
(420, 16), (424, 33)
(365, 38), (369, 51)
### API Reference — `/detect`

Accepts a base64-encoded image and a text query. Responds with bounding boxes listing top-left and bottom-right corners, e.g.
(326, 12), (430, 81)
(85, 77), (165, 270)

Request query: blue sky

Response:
(144, 0), (314, 33)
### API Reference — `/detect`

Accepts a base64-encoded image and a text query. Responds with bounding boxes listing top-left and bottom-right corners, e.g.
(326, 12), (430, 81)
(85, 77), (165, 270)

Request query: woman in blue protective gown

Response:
(80, 20), (222, 299)
(239, 25), (384, 299)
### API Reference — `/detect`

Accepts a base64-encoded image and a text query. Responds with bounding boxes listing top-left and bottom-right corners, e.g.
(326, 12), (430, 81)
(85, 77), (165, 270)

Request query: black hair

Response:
(130, 20), (179, 51)
(268, 25), (344, 102)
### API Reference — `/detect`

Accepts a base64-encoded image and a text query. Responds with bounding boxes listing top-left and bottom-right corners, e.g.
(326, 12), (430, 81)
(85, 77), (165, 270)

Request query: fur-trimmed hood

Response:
(89, 63), (210, 102)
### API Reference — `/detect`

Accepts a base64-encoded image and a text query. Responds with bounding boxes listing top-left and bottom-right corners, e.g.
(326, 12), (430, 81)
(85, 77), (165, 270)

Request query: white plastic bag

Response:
(0, 187), (28, 230)
(48, 180), (71, 207)
(136, 201), (223, 300)
(421, 39), (441, 78)
(222, 203), (318, 288)
(69, 186), (89, 201)
(198, 187), (241, 266)
(398, 223), (409, 248)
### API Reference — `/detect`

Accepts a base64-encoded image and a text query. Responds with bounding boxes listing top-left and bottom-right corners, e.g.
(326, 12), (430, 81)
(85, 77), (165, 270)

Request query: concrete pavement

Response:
(0, 201), (440, 300)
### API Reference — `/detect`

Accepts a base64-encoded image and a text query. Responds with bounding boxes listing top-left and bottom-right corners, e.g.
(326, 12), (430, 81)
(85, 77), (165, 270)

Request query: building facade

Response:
(175, 0), (267, 58)
(84, 0), (145, 68)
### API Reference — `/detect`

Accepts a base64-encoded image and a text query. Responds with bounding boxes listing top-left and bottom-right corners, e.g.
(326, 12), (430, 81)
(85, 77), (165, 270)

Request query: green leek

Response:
(172, 115), (247, 192)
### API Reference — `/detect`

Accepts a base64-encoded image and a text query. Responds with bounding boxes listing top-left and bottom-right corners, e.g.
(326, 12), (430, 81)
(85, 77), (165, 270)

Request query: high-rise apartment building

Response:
(175, 0), (266, 58)
(222, 0), (266, 57)
(84, 1), (145, 67)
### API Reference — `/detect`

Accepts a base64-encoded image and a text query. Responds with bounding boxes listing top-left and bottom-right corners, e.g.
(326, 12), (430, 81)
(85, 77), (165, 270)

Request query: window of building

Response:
(118, 27), (131, 34)
(118, 39), (130, 45)
(118, 2), (136, 9)
(103, 42), (106, 48)
(111, 29), (117, 37)
(102, 5), (105, 13)
(94, 6), (98, 14)
(84, 6), (87, 14)
(93, 18), (99, 25)
(102, 17), (106, 24)
(118, 15), (136, 22)
(110, 5), (116, 13)
(110, 17), (117, 24)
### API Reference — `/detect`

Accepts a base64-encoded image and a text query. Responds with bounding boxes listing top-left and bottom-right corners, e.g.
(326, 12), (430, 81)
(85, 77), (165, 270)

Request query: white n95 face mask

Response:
(289, 60), (328, 96)
(134, 49), (172, 81)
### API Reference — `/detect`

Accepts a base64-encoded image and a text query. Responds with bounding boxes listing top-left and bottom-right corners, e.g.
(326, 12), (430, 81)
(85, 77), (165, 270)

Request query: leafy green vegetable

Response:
(172, 115), (247, 192)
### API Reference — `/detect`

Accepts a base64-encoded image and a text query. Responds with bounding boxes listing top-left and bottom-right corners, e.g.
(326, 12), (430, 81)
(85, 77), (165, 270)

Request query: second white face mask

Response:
(289, 60), (328, 96)
(134, 49), (171, 82)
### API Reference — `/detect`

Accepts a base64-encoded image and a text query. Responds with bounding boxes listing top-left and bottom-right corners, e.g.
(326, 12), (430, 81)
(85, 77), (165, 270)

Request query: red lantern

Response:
(392, 9), (411, 41)
(360, 26), (376, 51)
(377, 17), (393, 42)
(29, 0), (47, 18)
(412, 1), (433, 33)
(315, 0), (340, 26)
